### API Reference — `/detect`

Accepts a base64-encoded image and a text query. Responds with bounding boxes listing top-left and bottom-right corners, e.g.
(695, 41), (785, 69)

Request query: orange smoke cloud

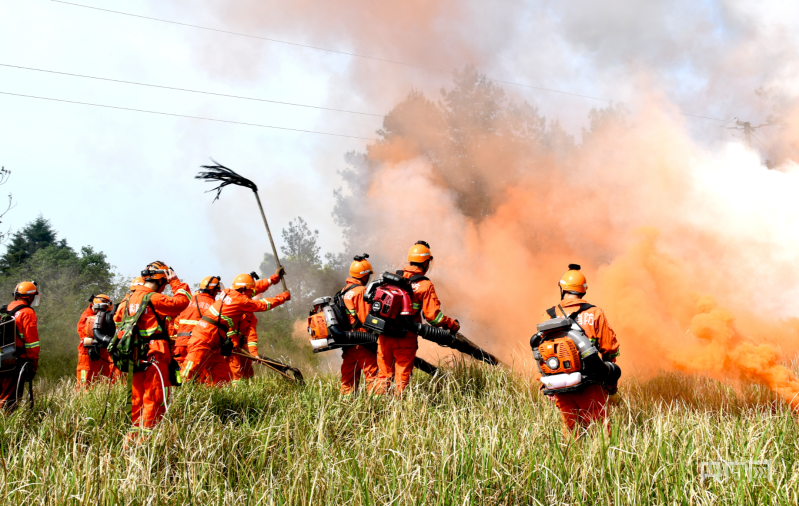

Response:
(345, 87), (799, 407)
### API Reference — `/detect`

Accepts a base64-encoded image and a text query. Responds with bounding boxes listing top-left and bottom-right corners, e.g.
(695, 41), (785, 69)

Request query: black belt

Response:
(176, 332), (192, 337)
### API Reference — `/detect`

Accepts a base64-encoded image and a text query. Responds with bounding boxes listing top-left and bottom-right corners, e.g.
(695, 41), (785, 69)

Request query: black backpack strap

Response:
(568, 303), (595, 320)
(408, 274), (429, 283)
(546, 307), (557, 319)
(6, 303), (30, 317)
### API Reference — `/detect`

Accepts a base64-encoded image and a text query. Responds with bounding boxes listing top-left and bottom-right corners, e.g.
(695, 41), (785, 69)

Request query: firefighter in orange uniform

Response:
(76, 294), (118, 387)
(184, 269), (288, 386)
(226, 270), (283, 383)
(227, 312), (263, 383)
(376, 241), (459, 395)
(121, 262), (191, 431)
(339, 254), (378, 394)
(545, 264), (620, 435)
(173, 276), (222, 371)
(114, 277), (145, 322)
(0, 281), (41, 411)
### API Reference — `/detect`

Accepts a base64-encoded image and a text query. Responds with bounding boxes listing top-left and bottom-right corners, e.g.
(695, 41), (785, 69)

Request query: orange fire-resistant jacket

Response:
(342, 277), (369, 327)
(173, 292), (216, 349)
(232, 312), (259, 354)
(7, 300), (40, 372)
(401, 265), (457, 338)
(122, 279), (191, 358)
(190, 278), (287, 352)
(554, 298), (620, 361)
(77, 305), (94, 356)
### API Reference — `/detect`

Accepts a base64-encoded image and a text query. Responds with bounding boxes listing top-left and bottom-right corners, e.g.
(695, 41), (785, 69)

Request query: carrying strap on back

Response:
(335, 283), (362, 330)
(1, 302), (30, 318)
(546, 303), (595, 320)
(395, 269), (429, 284)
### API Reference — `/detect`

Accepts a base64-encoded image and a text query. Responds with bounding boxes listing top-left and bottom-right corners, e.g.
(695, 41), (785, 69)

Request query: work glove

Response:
(448, 318), (460, 335)
(274, 291), (291, 305)
(220, 338), (234, 357)
(19, 359), (37, 381)
(268, 273), (281, 285)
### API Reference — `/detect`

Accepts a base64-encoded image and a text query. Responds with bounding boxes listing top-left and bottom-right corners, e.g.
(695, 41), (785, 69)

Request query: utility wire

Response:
(51, 0), (729, 120)
(0, 63), (382, 117)
(0, 91), (377, 141)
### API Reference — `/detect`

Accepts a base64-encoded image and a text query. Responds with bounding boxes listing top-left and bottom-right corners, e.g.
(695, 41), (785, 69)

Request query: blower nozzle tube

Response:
(414, 323), (501, 366)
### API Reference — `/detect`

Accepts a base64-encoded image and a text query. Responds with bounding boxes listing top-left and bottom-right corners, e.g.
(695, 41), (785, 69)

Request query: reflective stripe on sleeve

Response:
(430, 312), (445, 326)
(25, 341), (40, 349)
(177, 289), (192, 300)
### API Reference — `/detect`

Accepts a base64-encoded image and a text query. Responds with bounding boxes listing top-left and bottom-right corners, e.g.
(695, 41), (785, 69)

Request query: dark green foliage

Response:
(0, 216), (123, 380)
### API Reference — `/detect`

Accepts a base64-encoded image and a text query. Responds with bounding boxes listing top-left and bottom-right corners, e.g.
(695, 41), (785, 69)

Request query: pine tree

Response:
(0, 215), (69, 274)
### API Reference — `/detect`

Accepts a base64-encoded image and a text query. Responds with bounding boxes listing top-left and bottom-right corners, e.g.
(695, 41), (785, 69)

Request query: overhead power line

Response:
(52, 0), (729, 121)
(0, 91), (377, 141)
(0, 63), (382, 117)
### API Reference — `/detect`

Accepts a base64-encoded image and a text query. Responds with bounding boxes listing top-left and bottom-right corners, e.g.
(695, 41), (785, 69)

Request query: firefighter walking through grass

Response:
(118, 262), (191, 431)
(376, 242), (459, 395)
(542, 264), (620, 436)
(184, 268), (288, 385)
(0, 281), (40, 411)
(339, 254), (378, 394)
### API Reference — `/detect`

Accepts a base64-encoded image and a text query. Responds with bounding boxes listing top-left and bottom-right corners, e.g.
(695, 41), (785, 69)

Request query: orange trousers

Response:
(0, 371), (20, 411)
(553, 384), (609, 436)
(227, 353), (254, 383)
(376, 335), (417, 395)
(131, 356), (170, 430)
(340, 345), (378, 394)
(77, 349), (118, 387)
(184, 346), (232, 386)
(172, 345), (188, 367)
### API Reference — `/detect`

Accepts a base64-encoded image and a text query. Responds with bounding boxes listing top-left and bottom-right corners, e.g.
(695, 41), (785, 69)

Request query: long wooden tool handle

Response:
(232, 349), (293, 381)
(252, 190), (288, 291)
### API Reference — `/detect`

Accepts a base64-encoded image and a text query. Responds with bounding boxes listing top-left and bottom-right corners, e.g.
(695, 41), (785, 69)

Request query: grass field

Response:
(0, 362), (796, 505)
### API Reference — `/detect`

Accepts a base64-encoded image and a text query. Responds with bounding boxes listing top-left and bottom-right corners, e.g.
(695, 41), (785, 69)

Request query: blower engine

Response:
(530, 314), (621, 395)
(307, 296), (377, 353)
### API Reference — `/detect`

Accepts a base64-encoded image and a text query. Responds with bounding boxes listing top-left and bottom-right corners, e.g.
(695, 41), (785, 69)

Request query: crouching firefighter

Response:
(531, 264), (621, 436)
(172, 275), (223, 379)
(184, 270), (289, 386)
(226, 268), (284, 383)
(77, 294), (119, 387)
(109, 262), (191, 432)
(371, 241), (459, 395)
(0, 281), (40, 411)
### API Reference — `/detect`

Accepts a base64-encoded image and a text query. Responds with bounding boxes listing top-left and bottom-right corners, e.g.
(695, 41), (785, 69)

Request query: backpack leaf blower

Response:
(531, 306), (621, 395)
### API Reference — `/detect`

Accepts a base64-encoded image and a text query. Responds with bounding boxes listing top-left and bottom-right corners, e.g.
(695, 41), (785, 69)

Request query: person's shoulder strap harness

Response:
(396, 270), (429, 284)
(546, 303), (595, 320)
(1, 302), (31, 318)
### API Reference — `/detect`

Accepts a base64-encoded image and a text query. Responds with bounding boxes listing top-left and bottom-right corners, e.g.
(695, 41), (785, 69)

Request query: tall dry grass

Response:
(0, 363), (796, 505)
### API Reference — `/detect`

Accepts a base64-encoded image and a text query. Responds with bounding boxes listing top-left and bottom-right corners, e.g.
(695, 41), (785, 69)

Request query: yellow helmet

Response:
(408, 241), (433, 264)
(349, 254), (373, 279)
(232, 273), (256, 291)
(559, 264), (587, 295)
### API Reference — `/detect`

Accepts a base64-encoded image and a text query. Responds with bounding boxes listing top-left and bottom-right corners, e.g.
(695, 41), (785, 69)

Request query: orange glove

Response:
(449, 319), (460, 334)
(274, 291), (291, 305)
(269, 273), (281, 285)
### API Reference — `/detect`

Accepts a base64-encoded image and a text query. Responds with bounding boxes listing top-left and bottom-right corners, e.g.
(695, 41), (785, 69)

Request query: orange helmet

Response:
(408, 241), (433, 264)
(231, 273), (256, 291)
(349, 254), (373, 279)
(130, 276), (145, 291)
(92, 294), (113, 312)
(199, 275), (222, 293)
(14, 281), (38, 299)
(142, 261), (169, 282)
(559, 264), (587, 295)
